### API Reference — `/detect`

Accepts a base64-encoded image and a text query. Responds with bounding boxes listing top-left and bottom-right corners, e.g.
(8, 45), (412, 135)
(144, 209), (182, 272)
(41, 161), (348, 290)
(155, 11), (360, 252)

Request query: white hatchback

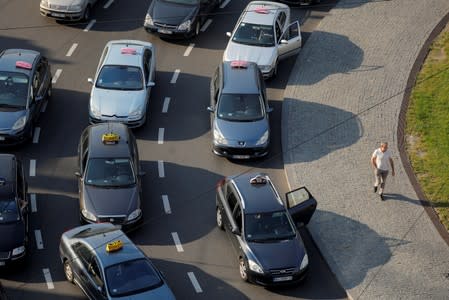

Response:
(223, 1), (302, 79)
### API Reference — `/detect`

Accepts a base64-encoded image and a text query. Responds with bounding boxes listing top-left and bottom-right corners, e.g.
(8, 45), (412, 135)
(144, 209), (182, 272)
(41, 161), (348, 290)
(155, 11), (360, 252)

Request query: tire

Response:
(216, 207), (224, 230)
(239, 258), (248, 282)
(64, 260), (74, 283)
(83, 5), (91, 21)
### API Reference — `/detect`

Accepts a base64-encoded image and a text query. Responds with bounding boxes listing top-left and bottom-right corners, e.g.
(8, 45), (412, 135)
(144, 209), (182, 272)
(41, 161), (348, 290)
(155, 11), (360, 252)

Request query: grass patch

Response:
(406, 24), (449, 230)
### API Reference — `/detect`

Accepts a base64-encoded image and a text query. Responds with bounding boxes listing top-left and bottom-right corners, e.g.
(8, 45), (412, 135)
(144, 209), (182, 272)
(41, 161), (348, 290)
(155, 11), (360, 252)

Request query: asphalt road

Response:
(0, 0), (346, 299)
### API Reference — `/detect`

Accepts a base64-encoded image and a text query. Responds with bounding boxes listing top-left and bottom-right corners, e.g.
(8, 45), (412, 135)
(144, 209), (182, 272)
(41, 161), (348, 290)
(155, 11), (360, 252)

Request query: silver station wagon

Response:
(40, 0), (98, 21)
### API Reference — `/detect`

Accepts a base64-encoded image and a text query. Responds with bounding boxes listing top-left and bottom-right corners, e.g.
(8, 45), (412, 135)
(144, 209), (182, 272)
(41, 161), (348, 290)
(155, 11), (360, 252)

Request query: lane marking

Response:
(52, 69), (62, 84)
(170, 69), (180, 84)
(158, 128), (164, 145)
(29, 160), (36, 177)
(162, 97), (170, 113)
(158, 160), (165, 178)
(65, 43), (78, 57)
(41, 101), (48, 113)
(103, 0), (114, 8)
(83, 19), (96, 32)
(183, 43), (195, 57)
(162, 195), (171, 214)
(30, 194), (37, 212)
(188, 272), (203, 293)
(171, 232), (184, 252)
(42, 268), (54, 289)
(32, 127), (41, 144)
(200, 19), (212, 32)
(220, 0), (231, 9)
(35, 230), (44, 249)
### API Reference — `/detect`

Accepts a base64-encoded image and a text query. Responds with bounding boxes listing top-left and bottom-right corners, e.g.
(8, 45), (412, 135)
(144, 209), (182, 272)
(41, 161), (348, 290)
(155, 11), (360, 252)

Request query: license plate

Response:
(0, 136), (5, 141)
(273, 276), (293, 282)
(0, 261), (5, 266)
(52, 13), (65, 17)
(158, 29), (172, 34)
(233, 155), (250, 159)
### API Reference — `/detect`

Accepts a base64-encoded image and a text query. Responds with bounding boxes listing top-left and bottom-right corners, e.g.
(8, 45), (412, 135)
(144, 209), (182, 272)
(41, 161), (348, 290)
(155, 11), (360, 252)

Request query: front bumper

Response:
(0, 249), (27, 267)
(40, 7), (83, 21)
(80, 213), (143, 231)
(213, 144), (268, 159)
(144, 24), (195, 39)
(0, 127), (31, 146)
(247, 266), (308, 287)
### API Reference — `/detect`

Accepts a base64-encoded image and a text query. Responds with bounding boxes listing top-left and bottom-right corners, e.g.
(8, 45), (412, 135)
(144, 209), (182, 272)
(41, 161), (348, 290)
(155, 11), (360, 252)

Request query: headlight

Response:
(12, 116), (27, 131)
(12, 246), (25, 257)
(68, 4), (83, 11)
(128, 107), (144, 120)
(144, 13), (153, 26)
(40, 0), (49, 7)
(213, 126), (228, 145)
(127, 209), (142, 221)
(248, 259), (263, 274)
(300, 253), (308, 270)
(256, 130), (269, 145)
(178, 19), (191, 31)
(82, 209), (97, 222)
(259, 65), (272, 73)
(90, 103), (101, 118)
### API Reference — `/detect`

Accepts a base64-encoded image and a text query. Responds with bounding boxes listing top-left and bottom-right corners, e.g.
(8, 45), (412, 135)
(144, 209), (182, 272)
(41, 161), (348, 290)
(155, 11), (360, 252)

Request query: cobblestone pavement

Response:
(283, 1), (449, 299)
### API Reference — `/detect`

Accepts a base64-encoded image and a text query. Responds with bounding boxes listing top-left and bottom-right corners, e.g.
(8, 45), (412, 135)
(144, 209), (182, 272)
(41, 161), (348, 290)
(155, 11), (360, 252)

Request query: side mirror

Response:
(147, 81), (155, 87)
(280, 39), (288, 45)
(74, 171), (81, 177)
(267, 106), (273, 113)
(226, 32), (231, 37)
(87, 78), (93, 84)
(207, 106), (214, 113)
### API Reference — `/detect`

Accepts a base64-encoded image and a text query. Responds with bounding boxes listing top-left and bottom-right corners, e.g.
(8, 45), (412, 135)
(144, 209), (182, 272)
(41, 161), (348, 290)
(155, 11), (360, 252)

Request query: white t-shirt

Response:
(372, 148), (392, 171)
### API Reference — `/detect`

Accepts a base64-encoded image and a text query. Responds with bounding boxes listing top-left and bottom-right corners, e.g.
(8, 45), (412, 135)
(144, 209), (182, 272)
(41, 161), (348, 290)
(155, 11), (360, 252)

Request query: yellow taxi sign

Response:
(102, 133), (120, 144)
(106, 240), (123, 252)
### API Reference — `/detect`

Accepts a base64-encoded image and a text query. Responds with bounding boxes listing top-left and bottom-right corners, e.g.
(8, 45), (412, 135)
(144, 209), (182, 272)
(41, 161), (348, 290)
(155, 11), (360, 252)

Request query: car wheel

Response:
(239, 258), (248, 281)
(64, 260), (74, 283)
(83, 5), (91, 21)
(216, 207), (224, 230)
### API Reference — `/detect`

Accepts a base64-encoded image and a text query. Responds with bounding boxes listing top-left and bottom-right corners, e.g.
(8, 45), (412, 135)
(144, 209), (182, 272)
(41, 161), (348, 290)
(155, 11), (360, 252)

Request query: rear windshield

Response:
(0, 72), (29, 108)
(217, 93), (264, 121)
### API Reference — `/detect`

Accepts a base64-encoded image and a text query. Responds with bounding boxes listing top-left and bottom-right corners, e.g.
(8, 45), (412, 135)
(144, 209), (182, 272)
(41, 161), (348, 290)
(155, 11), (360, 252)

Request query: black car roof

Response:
(0, 154), (16, 198)
(222, 61), (261, 95)
(87, 123), (132, 158)
(0, 49), (39, 76)
(231, 173), (285, 214)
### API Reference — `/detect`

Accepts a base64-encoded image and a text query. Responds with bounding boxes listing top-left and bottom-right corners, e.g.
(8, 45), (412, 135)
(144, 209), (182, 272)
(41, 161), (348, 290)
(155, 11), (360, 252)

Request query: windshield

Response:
(0, 72), (29, 108)
(0, 198), (19, 223)
(232, 23), (275, 47)
(217, 93), (264, 121)
(85, 158), (135, 187)
(164, 0), (198, 4)
(105, 258), (163, 297)
(245, 211), (296, 242)
(96, 65), (143, 91)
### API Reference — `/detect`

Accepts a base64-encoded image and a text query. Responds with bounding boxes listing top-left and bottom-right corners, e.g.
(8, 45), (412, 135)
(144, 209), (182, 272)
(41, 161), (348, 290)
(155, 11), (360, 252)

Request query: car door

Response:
(28, 60), (45, 124)
(278, 21), (302, 60)
(71, 243), (97, 299)
(16, 160), (28, 235)
(86, 258), (107, 300)
(285, 187), (317, 228)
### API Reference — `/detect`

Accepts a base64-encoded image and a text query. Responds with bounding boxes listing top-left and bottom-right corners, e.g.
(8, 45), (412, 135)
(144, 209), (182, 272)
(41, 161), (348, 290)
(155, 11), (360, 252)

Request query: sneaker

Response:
(374, 186), (378, 193)
(380, 194), (384, 201)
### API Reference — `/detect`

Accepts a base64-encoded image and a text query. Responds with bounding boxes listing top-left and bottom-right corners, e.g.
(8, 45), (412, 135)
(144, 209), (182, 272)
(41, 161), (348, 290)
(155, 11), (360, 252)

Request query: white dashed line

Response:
(162, 195), (171, 214)
(29, 160), (36, 177)
(158, 128), (164, 145)
(41, 101), (48, 113)
(35, 230), (44, 249)
(188, 272), (203, 293)
(32, 127), (40, 144)
(103, 0), (114, 8)
(83, 19), (96, 32)
(171, 232), (184, 252)
(30, 194), (37, 212)
(52, 69), (62, 84)
(65, 43), (78, 57)
(158, 160), (165, 178)
(220, 0), (231, 9)
(170, 69), (180, 84)
(183, 43), (195, 57)
(162, 97), (170, 113)
(200, 19), (212, 32)
(42, 268), (54, 289)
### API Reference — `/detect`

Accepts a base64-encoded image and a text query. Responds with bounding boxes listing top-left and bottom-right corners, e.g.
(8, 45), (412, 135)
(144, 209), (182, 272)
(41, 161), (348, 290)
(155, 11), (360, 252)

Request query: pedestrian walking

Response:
(371, 142), (395, 200)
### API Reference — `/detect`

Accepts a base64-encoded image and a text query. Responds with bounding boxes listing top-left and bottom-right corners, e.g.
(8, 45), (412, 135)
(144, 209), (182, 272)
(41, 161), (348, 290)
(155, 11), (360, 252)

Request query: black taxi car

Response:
(0, 154), (29, 266)
(0, 49), (52, 145)
(215, 173), (317, 286)
(75, 123), (144, 229)
(60, 223), (176, 299)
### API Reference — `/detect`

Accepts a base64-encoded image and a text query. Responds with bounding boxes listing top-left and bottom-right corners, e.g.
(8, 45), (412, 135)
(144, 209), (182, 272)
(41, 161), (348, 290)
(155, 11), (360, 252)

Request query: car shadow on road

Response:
(382, 193), (449, 208)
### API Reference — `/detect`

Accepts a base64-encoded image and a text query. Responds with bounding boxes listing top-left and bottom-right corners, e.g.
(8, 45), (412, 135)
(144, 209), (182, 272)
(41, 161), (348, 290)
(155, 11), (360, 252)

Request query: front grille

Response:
(154, 22), (177, 30)
(269, 267), (296, 276)
(97, 215), (127, 224)
(49, 4), (68, 10)
(0, 251), (10, 260)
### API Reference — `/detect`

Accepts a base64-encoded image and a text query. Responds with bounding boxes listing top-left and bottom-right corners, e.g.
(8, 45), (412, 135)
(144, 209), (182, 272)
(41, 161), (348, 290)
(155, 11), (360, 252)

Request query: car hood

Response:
(114, 283), (176, 300)
(247, 237), (305, 270)
(91, 88), (146, 118)
(224, 42), (276, 67)
(83, 185), (139, 216)
(149, 0), (198, 26)
(0, 222), (25, 252)
(215, 117), (268, 143)
(0, 109), (26, 131)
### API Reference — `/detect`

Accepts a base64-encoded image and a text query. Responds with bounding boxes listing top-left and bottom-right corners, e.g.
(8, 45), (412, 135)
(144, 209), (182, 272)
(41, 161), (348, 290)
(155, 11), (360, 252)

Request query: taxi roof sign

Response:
(230, 60), (248, 68)
(254, 7), (270, 14)
(121, 47), (137, 55)
(102, 133), (120, 144)
(106, 240), (123, 252)
(250, 174), (268, 185)
(16, 61), (32, 70)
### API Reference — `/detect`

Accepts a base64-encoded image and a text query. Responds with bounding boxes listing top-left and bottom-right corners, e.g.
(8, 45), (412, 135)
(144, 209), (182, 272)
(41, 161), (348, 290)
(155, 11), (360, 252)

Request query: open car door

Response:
(278, 21), (302, 60)
(286, 186), (317, 228)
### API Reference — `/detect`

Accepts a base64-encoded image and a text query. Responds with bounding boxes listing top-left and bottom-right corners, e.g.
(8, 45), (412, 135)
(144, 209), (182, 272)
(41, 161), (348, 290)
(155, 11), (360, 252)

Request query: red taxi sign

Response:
(230, 60), (248, 68)
(121, 47), (137, 55)
(16, 61), (32, 70)
(254, 7), (269, 14)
